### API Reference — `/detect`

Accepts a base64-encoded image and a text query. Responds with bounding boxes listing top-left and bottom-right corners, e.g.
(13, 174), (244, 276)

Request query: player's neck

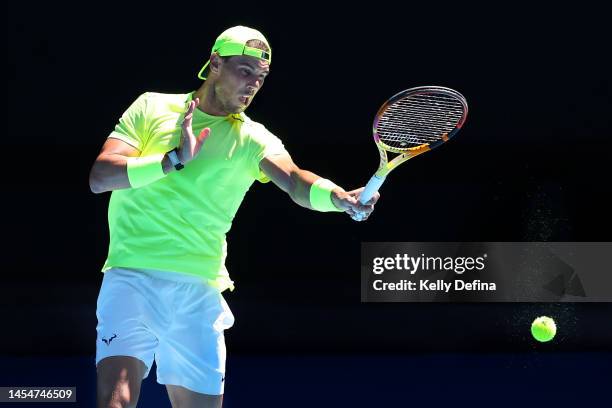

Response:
(193, 82), (229, 117)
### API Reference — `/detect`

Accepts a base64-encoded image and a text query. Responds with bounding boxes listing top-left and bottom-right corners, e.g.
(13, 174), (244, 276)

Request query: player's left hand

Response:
(331, 187), (380, 222)
(178, 98), (211, 165)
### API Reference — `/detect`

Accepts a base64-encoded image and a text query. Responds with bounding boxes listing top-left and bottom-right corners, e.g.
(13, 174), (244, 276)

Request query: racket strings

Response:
(377, 94), (465, 149)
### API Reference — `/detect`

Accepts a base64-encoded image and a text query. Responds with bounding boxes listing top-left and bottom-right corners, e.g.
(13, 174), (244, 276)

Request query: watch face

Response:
(168, 149), (181, 166)
(168, 149), (184, 170)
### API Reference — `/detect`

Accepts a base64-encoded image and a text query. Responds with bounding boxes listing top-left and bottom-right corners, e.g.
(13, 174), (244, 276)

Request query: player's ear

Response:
(209, 53), (222, 75)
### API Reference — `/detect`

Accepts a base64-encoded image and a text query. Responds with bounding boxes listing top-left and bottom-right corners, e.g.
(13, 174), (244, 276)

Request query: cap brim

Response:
(197, 60), (211, 80)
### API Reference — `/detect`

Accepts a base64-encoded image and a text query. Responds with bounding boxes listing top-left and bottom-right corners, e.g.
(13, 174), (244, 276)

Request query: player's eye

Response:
(241, 69), (250, 77)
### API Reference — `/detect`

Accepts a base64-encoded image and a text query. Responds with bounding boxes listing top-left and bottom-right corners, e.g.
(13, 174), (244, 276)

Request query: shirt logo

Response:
(102, 333), (118, 346)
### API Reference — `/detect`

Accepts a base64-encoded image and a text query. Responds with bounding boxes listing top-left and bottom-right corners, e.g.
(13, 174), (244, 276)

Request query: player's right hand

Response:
(332, 187), (380, 222)
(178, 98), (210, 164)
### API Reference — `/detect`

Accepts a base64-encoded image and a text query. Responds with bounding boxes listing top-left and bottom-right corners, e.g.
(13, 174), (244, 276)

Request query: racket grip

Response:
(359, 175), (386, 204)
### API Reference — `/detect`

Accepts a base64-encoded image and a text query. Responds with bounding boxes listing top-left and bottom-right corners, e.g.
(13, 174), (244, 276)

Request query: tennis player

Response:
(89, 26), (379, 408)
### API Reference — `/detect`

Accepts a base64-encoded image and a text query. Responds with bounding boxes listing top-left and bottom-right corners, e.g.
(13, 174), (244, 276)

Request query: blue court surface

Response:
(2, 352), (610, 407)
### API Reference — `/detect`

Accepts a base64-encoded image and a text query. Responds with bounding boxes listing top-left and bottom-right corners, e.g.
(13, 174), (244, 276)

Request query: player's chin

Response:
(231, 102), (248, 114)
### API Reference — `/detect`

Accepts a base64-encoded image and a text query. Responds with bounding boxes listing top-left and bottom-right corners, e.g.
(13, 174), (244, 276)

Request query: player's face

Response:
(214, 55), (270, 114)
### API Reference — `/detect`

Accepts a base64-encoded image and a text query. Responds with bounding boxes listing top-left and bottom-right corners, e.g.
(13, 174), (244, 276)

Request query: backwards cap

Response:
(197, 26), (271, 80)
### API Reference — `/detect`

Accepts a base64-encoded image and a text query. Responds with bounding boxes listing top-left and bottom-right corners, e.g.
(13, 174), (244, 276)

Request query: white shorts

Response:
(95, 267), (235, 395)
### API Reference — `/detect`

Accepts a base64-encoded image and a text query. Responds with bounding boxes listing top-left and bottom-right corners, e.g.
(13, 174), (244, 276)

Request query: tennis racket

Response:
(355, 86), (468, 219)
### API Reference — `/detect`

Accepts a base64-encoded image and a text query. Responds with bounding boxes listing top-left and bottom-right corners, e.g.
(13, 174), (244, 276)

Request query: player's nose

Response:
(247, 79), (262, 92)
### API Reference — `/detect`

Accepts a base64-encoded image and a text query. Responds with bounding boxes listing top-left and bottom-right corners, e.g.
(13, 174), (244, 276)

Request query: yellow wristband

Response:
(127, 154), (166, 188)
(310, 178), (343, 212)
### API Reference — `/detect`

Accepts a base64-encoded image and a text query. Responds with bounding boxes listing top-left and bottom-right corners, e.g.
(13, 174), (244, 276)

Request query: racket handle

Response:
(359, 175), (386, 204)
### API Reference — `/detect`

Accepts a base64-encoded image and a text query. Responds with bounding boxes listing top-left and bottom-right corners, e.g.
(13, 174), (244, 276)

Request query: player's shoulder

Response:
(238, 115), (285, 152)
(137, 91), (190, 104)
(239, 113), (275, 138)
(135, 91), (191, 113)
(140, 91), (188, 100)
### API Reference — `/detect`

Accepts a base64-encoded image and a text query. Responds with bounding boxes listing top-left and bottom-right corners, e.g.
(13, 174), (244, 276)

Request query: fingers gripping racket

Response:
(357, 86), (468, 213)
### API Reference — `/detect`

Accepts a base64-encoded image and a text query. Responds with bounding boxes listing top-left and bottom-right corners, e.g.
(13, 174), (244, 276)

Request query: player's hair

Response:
(245, 39), (270, 52)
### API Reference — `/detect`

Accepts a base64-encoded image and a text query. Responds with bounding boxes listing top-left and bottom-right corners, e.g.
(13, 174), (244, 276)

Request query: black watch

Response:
(167, 148), (184, 171)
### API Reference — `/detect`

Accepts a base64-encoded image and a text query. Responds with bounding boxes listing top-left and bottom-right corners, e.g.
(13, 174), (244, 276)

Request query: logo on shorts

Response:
(102, 333), (118, 345)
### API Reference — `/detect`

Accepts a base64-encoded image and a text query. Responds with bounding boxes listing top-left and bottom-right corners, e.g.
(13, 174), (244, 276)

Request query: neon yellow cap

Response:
(197, 26), (271, 80)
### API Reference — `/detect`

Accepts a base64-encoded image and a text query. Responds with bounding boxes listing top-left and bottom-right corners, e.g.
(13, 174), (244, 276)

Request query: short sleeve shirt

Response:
(101, 91), (287, 291)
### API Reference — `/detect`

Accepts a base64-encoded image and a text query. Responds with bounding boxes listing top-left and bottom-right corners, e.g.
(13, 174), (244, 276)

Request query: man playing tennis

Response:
(89, 26), (379, 408)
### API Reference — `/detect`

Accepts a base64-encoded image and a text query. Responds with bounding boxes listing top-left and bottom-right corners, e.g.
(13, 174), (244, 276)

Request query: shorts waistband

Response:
(107, 267), (211, 285)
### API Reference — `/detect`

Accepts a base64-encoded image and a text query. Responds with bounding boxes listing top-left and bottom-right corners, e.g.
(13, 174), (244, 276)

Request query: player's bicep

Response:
(259, 153), (298, 194)
(97, 137), (141, 159)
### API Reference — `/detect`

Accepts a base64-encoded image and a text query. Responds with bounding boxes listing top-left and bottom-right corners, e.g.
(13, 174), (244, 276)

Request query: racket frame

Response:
(372, 86), (468, 178)
(358, 86), (468, 207)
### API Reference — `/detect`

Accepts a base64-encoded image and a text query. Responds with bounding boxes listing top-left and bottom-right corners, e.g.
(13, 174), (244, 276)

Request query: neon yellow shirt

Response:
(101, 91), (287, 291)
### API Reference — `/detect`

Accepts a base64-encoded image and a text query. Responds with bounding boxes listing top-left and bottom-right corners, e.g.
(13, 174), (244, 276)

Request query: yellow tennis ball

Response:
(531, 316), (557, 342)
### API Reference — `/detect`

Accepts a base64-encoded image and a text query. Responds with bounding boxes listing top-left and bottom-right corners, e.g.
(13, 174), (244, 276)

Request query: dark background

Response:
(3, 0), (612, 400)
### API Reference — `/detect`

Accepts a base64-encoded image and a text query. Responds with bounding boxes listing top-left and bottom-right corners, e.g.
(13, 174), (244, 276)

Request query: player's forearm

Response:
(288, 168), (317, 208)
(289, 168), (344, 209)
(89, 153), (174, 194)
(259, 156), (344, 211)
